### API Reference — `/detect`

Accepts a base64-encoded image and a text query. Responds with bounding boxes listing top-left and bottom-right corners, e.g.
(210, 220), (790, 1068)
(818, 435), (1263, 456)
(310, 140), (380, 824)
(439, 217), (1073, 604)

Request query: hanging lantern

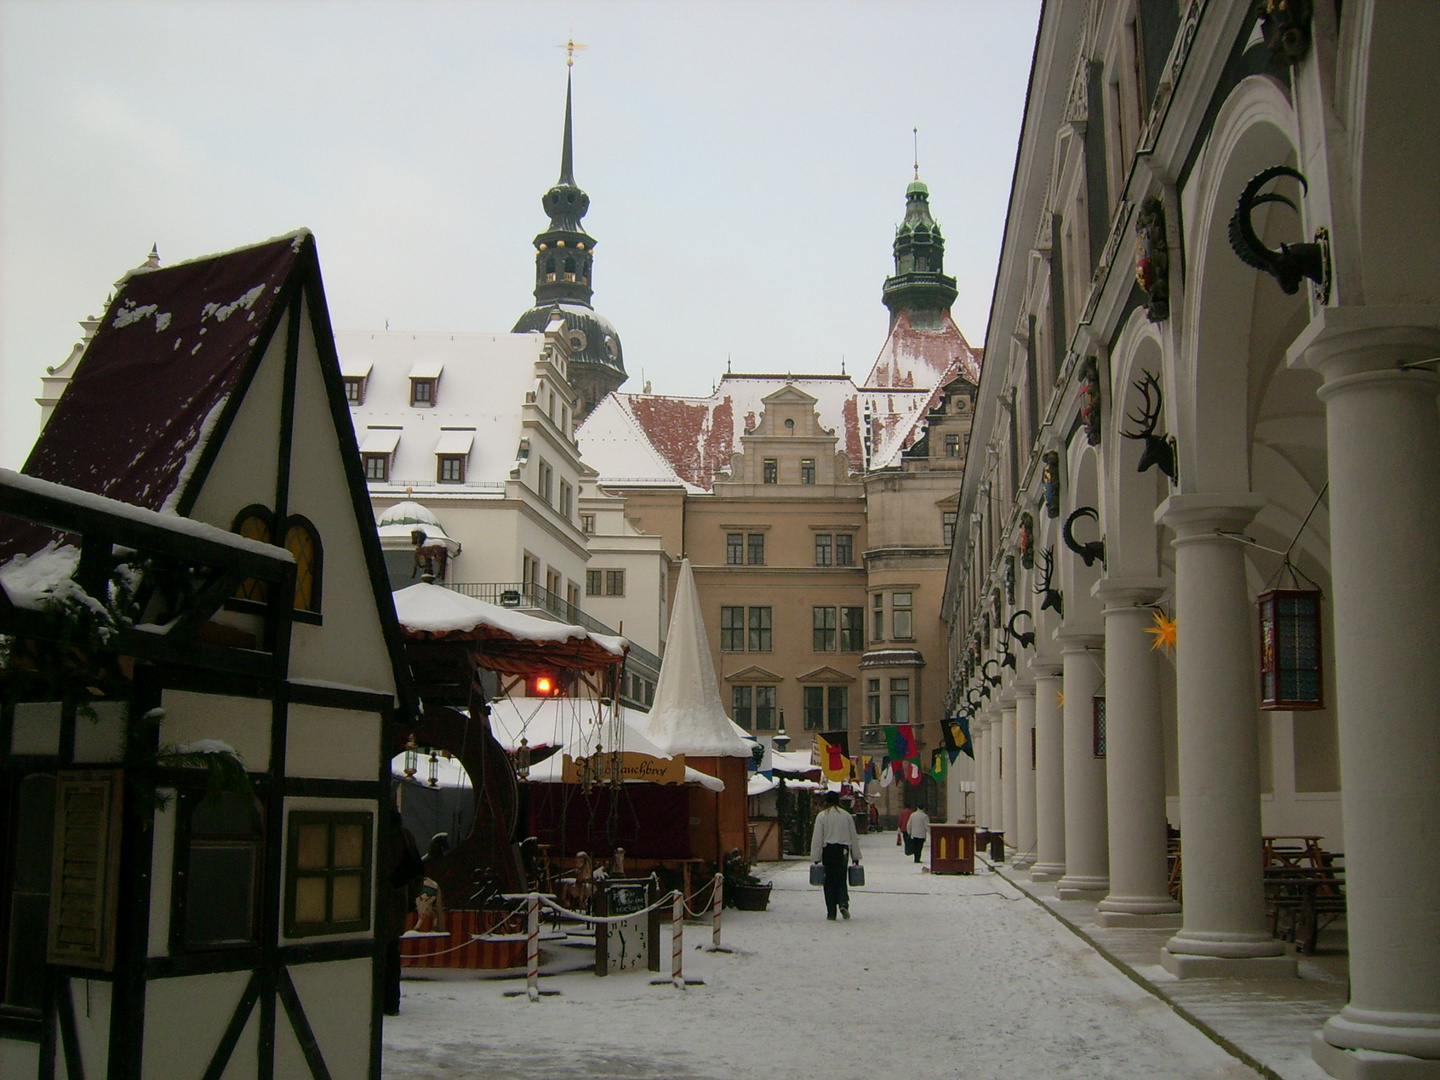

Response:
(1258, 588), (1324, 710)
(403, 733), (419, 780)
(515, 736), (532, 781)
(427, 747), (440, 788)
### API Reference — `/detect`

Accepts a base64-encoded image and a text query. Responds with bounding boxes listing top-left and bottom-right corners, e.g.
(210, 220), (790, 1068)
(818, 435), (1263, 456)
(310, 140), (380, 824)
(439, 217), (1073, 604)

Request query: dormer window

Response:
(359, 427), (400, 484)
(408, 360), (443, 408)
(435, 429), (474, 484)
(340, 360), (371, 406)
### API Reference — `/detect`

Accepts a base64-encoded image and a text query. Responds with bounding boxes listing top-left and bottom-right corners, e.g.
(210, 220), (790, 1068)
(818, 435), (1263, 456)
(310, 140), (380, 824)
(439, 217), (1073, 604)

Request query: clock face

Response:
(605, 915), (648, 972)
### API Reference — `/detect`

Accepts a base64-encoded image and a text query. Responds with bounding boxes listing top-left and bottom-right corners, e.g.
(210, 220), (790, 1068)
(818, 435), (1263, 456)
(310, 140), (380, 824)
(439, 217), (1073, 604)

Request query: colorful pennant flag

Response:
(943, 715), (974, 761)
(880, 757), (894, 787)
(815, 732), (853, 781)
(929, 747), (948, 782)
(903, 760), (924, 785)
(862, 756), (877, 783)
(884, 723), (920, 761)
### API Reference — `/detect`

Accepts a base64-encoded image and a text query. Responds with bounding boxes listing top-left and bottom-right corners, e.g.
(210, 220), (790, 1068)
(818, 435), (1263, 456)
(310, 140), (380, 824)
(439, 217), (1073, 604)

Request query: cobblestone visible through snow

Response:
(382, 833), (1260, 1079)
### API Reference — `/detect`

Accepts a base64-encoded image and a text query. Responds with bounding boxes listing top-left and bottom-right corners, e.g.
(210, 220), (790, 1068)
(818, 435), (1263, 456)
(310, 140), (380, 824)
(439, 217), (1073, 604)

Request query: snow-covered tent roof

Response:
(392, 582), (626, 675)
(482, 698), (724, 791)
(636, 558), (754, 758)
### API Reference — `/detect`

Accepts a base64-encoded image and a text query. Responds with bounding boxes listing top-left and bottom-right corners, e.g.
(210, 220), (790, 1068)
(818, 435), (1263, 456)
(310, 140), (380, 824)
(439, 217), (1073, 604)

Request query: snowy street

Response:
(381, 832), (1259, 1080)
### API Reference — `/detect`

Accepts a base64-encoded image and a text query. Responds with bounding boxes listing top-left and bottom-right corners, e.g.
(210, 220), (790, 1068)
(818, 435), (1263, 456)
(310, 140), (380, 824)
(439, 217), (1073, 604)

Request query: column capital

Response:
(1286, 303), (1440, 383)
(1156, 492), (1265, 539)
(1055, 628), (1105, 651)
(1093, 576), (1166, 608)
(1030, 664), (1063, 680)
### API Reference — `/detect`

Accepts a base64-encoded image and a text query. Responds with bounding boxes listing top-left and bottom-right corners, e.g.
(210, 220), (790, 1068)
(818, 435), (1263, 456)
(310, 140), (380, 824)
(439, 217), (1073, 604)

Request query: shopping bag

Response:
(809, 862), (825, 886)
(847, 864), (866, 887)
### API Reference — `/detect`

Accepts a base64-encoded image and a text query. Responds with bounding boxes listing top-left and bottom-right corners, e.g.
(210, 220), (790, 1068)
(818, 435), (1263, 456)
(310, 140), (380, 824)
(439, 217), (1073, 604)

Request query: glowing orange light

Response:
(535, 676), (554, 696)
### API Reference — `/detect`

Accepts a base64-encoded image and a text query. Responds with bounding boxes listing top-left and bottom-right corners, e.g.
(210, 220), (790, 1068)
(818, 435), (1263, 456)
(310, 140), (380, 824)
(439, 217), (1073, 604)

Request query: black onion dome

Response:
(512, 302), (624, 377)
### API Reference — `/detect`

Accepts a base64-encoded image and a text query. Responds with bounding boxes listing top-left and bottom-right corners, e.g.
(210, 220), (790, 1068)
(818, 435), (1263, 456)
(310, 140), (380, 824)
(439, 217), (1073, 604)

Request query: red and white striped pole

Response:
(526, 893), (540, 1002)
(670, 890), (684, 986)
(710, 872), (723, 951)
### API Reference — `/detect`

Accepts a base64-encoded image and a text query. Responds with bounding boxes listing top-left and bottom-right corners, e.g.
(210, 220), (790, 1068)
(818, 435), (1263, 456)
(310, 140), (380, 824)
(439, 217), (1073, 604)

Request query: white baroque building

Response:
(942, 1), (1440, 1076)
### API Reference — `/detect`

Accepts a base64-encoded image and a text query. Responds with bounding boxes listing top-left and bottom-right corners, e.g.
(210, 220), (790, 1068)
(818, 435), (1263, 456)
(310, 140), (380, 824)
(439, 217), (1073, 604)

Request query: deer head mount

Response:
(1034, 546), (1064, 619)
(1063, 506), (1105, 568)
(1000, 647), (1018, 671)
(1007, 609), (1036, 650)
(1228, 166), (1330, 300)
(982, 659), (1003, 687)
(1120, 369), (1178, 483)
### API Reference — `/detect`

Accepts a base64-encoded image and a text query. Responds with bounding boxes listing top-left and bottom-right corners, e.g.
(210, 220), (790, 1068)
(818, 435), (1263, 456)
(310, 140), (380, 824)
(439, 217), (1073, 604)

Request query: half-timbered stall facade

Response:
(942, 2), (1440, 1076)
(0, 233), (412, 1080)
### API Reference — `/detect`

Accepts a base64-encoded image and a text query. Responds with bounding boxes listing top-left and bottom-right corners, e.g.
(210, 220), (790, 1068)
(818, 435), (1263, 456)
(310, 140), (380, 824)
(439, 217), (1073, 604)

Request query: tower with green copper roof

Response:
(512, 67), (626, 420)
(882, 175), (959, 332)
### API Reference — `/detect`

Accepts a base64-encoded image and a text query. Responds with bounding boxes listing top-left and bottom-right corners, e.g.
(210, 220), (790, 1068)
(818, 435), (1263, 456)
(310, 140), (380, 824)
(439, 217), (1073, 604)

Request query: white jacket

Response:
(906, 808), (931, 840)
(810, 806), (862, 863)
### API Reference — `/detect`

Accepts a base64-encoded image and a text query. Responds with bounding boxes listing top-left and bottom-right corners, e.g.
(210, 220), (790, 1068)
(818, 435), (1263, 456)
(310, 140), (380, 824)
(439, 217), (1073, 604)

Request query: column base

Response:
(1011, 854), (1036, 870)
(1095, 909), (1183, 929)
(1324, 1009), (1440, 1062)
(1160, 948), (1297, 980)
(1029, 862), (1065, 882)
(1055, 874), (1109, 901)
(1313, 1032), (1440, 1079)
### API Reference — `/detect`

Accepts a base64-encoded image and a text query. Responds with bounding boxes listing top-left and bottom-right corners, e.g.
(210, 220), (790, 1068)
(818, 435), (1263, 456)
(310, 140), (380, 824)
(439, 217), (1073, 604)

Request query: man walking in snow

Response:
(811, 790), (862, 920)
(906, 805), (931, 865)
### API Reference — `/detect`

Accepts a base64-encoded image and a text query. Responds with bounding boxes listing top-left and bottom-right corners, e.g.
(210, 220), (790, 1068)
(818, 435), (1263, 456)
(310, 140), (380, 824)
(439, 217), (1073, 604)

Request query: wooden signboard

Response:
(561, 751), (686, 786)
(593, 877), (660, 976)
(47, 770), (124, 970)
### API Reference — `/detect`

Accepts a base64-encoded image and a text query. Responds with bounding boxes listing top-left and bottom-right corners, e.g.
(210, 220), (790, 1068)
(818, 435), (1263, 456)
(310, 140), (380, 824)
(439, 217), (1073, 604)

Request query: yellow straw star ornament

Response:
(1145, 609), (1178, 654)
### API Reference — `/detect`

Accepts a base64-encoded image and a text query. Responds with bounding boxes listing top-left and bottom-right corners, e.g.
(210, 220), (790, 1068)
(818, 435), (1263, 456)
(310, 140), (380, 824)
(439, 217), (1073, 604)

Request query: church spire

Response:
(882, 144), (958, 331)
(529, 69), (596, 307)
(512, 50), (625, 421)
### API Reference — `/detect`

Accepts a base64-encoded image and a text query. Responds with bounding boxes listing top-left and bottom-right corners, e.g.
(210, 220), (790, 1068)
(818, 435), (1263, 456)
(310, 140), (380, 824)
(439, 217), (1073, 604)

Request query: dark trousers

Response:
(822, 843), (851, 916)
(911, 837), (926, 863)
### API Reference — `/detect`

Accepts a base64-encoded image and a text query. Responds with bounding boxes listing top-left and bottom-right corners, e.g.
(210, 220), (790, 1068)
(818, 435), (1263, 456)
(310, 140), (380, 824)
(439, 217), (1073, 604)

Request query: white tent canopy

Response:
(637, 558), (754, 758)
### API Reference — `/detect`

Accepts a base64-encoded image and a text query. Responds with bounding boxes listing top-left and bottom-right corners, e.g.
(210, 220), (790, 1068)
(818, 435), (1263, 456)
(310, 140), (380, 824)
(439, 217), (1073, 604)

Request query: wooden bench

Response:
(1265, 867), (1345, 954)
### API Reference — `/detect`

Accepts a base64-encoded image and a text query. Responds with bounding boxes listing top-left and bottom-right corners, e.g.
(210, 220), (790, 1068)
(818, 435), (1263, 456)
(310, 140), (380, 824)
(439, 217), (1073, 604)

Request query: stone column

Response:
(1013, 685), (1038, 868)
(1030, 666), (1066, 881)
(1095, 580), (1181, 927)
(973, 719), (988, 828)
(1291, 312), (1440, 1071)
(1056, 634), (1108, 900)
(1001, 698), (1018, 857)
(988, 711), (1005, 839)
(1156, 494), (1292, 977)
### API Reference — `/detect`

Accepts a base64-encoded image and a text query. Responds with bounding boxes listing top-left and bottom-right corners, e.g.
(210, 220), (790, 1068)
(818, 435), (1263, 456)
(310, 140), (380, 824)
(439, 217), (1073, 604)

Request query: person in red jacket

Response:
(898, 805), (915, 855)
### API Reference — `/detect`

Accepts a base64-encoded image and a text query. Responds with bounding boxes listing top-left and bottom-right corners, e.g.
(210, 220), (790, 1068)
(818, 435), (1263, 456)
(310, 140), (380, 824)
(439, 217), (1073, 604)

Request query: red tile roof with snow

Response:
(863, 309), (982, 391)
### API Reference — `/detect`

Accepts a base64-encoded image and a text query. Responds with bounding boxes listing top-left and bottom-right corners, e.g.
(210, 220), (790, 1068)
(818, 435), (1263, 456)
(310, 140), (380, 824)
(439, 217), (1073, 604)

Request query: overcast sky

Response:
(0, 0), (1039, 469)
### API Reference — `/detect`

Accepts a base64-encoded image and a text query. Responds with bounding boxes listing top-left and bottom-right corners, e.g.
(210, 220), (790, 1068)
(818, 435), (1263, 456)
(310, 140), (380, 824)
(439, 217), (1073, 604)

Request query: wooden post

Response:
(710, 872), (723, 950)
(670, 890), (683, 987)
(526, 893), (540, 1002)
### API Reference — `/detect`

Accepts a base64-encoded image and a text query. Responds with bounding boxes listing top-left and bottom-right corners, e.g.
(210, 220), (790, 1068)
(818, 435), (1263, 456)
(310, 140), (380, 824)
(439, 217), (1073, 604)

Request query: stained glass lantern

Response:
(1258, 588), (1323, 710)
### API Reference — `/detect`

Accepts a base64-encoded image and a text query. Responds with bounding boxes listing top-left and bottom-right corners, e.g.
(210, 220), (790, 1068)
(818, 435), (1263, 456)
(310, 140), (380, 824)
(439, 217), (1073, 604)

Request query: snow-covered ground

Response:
(382, 832), (1260, 1079)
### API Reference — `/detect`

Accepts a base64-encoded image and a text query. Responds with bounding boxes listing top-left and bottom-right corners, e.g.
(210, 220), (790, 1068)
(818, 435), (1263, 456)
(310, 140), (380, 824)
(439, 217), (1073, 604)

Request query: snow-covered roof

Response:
(3, 233), (309, 561)
(483, 698), (724, 791)
(863, 308), (982, 392)
(578, 369), (957, 489)
(636, 559), (754, 758)
(336, 330), (551, 491)
(392, 582), (626, 656)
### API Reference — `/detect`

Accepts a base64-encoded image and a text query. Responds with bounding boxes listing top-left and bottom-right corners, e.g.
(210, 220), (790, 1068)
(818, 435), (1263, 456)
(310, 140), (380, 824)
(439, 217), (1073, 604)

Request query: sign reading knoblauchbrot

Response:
(561, 752), (686, 786)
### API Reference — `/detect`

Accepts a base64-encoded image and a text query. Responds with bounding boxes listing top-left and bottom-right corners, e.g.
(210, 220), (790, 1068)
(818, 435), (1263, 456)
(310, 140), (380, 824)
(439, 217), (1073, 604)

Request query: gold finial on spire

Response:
(560, 36), (587, 67)
(913, 126), (920, 180)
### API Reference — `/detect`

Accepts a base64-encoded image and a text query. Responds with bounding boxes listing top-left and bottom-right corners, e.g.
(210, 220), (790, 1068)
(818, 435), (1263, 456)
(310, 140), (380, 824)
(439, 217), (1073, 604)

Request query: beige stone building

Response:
(579, 178), (981, 823)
